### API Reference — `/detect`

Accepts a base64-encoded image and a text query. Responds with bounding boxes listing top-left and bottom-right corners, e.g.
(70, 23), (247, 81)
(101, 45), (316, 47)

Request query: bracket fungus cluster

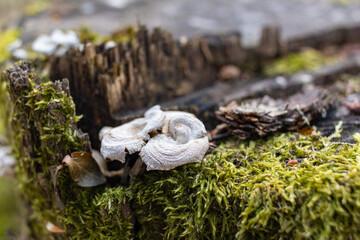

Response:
(53, 106), (209, 209)
(100, 106), (209, 172)
(100, 105), (165, 163)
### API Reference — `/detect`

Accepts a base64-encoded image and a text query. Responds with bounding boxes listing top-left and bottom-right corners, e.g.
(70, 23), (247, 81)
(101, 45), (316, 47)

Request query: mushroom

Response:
(140, 111), (209, 171)
(98, 126), (113, 141)
(100, 105), (165, 163)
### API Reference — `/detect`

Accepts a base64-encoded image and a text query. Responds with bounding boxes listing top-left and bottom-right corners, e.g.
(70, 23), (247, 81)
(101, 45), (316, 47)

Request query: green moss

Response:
(5, 62), (360, 239)
(3, 62), (134, 239)
(264, 49), (336, 76)
(77, 25), (104, 44)
(6, 70), (83, 238)
(103, 26), (135, 44)
(128, 123), (360, 239)
(0, 28), (20, 63)
(77, 25), (135, 44)
(58, 185), (133, 239)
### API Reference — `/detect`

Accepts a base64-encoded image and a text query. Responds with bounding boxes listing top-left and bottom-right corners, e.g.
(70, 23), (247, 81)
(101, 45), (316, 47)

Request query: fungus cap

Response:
(140, 111), (209, 171)
(100, 105), (165, 162)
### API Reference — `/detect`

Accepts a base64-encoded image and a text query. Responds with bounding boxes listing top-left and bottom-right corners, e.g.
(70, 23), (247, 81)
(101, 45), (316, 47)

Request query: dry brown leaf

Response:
(296, 126), (314, 135)
(51, 152), (107, 210)
(62, 152), (107, 187)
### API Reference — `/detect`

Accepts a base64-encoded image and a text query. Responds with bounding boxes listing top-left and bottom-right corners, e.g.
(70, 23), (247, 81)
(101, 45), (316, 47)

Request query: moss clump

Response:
(127, 124), (360, 239)
(3, 62), (134, 239)
(77, 25), (103, 44)
(77, 25), (135, 44)
(3, 62), (83, 238)
(59, 185), (133, 239)
(264, 49), (336, 76)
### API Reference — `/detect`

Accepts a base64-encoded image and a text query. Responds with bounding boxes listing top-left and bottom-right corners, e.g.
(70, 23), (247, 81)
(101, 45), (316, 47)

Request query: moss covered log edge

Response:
(3, 61), (360, 239)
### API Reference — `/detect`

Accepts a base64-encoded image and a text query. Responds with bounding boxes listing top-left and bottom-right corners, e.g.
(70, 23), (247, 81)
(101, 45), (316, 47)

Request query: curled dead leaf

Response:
(51, 152), (107, 210)
(63, 152), (107, 187)
(296, 126), (314, 135)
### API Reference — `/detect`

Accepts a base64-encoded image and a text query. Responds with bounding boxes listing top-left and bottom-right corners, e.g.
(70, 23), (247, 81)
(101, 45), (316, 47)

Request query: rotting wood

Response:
(283, 25), (360, 54)
(50, 25), (360, 147)
(56, 55), (360, 147)
(4, 61), (91, 154)
(157, 55), (360, 129)
(257, 25), (281, 58)
(216, 89), (330, 140)
(2, 61), (93, 239)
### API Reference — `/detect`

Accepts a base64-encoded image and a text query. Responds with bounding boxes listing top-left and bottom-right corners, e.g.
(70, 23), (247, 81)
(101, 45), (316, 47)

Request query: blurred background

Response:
(2, 0), (360, 239)
(3, 0), (360, 45)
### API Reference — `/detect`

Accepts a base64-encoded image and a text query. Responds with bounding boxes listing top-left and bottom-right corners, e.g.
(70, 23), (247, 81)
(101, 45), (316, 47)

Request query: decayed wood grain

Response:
(50, 25), (360, 147)
(216, 89), (331, 140)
